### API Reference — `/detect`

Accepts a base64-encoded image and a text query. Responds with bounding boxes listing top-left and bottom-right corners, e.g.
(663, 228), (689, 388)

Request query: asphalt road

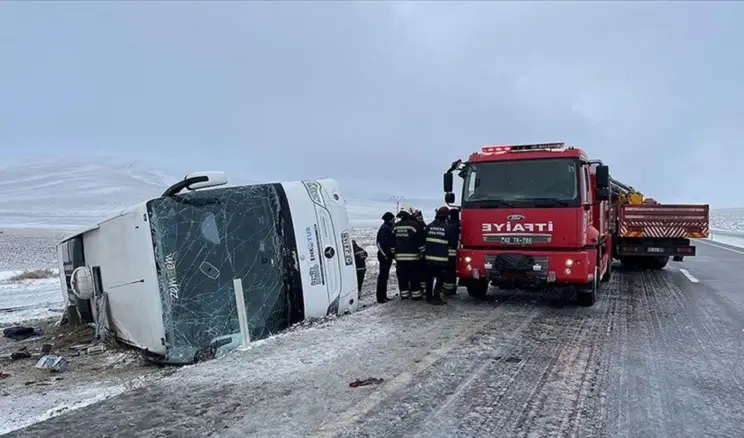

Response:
(7, 240), (744, 438)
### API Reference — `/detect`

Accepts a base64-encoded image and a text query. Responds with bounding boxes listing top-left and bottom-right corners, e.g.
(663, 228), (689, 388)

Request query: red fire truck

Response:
(442, 142), (709, 306)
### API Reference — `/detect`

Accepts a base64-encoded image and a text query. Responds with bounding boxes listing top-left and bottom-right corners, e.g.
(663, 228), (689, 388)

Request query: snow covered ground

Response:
(708, 229), (744, 249)
(0, 220), (387, 435)
(0, 262), (167, 435)
(0, 271), (64, 325)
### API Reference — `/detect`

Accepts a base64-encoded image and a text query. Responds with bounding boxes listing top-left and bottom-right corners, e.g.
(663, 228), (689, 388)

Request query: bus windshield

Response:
(147, 184), (300, 364)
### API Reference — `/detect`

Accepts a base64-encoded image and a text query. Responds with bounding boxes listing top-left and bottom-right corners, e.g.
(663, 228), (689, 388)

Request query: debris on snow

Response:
(3, 325), (44, 341)
(0, 315), (170, 434)
(86, 344), (106, 355)
(349, 377), (385, 387)
(35, 355), (69, 373)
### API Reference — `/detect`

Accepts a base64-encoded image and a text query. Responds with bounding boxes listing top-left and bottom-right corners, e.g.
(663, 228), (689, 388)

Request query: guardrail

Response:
(710, 228), (744, 238)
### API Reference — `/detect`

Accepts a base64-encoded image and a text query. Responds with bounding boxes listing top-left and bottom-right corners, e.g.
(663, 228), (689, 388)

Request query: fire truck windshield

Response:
(462, 158), (580, 207)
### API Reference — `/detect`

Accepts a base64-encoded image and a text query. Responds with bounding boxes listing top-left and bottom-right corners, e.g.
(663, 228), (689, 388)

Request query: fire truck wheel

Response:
(577, 266), (599, 307)
(577, 289), (596, 306)
(619, 256), (640, 270)
(600, 259), (612, 282)
(466, 279), (489, 300)
(650, 256), (669, 270)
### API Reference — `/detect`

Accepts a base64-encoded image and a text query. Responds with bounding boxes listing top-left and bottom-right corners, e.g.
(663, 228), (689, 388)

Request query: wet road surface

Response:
(7, 240), (744, 438)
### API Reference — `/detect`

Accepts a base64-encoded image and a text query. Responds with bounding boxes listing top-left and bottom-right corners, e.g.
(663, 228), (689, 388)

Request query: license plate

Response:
(647, 247), (665, 253)
(500, 236), (533, 245)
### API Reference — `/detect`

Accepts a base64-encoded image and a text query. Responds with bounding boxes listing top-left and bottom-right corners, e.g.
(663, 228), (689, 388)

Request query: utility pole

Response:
(389, 195), (406, 212)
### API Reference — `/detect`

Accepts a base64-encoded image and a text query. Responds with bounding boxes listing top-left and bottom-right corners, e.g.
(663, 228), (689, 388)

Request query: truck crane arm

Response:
(609, 178), (646, 204)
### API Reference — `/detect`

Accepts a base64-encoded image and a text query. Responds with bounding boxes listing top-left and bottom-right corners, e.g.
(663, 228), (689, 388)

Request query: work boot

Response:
(427, 296), (446, 305)
(377, 297), (392, 304)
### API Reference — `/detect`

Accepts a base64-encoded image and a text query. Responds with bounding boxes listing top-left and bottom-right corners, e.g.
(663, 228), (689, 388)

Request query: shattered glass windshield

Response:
(147, 184), (300, 364)
(462, 158), (581, 207)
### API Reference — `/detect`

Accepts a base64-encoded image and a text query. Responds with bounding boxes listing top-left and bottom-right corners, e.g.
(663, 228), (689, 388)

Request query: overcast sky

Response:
(1, 1), (742, 207)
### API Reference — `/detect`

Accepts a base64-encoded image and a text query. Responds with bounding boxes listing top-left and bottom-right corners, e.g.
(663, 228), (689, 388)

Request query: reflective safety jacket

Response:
(425, 217), (457, 265)
(393, 218), (425, 262)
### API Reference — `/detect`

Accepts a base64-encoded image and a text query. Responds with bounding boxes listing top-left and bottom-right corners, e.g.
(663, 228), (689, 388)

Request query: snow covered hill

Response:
(0, 160), (178, 229)
(0, 160), (440, 230)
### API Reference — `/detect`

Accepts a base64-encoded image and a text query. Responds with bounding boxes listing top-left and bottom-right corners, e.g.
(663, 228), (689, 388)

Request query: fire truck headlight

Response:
(564, 268), (572, 275)
(464, 256), (472, 263)
(565, 258), (574, 267)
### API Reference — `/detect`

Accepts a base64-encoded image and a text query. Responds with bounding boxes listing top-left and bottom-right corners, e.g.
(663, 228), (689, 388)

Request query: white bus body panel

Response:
(316, 178), (359, 314)
(282, 179), (359, 317)
(75, 203), (166, 355)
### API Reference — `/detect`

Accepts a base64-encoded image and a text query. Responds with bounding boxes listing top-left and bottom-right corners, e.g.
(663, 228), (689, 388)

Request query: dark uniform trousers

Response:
(396, 257), (422, 299)
(442, 249), (457, 296)
(356, 267), (366, 292)
(425, 261), (448, 300)
(376, 252), (393, 302)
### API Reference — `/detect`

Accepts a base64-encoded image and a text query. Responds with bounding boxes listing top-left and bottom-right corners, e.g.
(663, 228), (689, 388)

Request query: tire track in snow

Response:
(335, 284), (623, 438)
(313, 291), (533, 438)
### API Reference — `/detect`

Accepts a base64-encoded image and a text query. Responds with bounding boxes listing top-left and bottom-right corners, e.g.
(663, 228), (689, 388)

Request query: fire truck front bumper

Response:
(457, 249), (593, 286)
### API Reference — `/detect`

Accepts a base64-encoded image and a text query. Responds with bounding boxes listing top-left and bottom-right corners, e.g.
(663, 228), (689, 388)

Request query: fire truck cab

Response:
(443, 142), (612, 306)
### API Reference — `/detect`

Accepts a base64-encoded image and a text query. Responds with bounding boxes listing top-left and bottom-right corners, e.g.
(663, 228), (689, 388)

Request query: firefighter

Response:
(412, 209), (427, 292)
(442, 207), (460, 296)
(393, 209), (425, 300)
(352, 239), (368, 293)
(424, 206), (454, 305)
(375, 212), (396, 303)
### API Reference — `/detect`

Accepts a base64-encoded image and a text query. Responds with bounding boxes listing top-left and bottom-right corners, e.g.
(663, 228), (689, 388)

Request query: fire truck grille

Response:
(485, 254), (550, 275)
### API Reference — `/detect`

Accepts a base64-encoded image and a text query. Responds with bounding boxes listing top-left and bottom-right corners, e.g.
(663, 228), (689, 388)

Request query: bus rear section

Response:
(615, 203), (709, 269)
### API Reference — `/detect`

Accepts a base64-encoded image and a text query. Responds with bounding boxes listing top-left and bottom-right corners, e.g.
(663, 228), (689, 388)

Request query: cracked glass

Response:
(146, 184), (296, 364)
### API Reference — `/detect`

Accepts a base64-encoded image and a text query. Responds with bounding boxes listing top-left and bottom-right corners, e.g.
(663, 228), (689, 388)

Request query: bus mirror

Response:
(162, 171), (229, 197)
(445, 192), (455, 204)
(443, 172), (454, 193)
(595, 165), (610, 189)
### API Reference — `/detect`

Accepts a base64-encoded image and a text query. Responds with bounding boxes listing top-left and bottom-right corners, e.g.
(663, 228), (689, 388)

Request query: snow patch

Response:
(709, 231), (744, 249)
(0, 375), (160, 435)
(0, 270), (64, 325)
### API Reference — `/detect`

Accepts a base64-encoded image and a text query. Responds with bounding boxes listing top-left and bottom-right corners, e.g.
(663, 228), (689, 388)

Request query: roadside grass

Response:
(7, 268), (56, 282)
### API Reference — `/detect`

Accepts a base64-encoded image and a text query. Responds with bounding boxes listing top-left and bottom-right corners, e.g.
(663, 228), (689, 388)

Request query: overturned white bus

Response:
(57, 172), (359, 364)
